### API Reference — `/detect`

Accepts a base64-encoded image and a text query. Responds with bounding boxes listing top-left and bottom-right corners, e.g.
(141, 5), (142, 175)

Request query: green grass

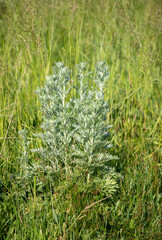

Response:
(0, 0), (161, 239)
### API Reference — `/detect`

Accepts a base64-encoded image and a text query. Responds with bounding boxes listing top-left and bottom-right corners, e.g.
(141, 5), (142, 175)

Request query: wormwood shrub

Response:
(19, 62), (119, 198)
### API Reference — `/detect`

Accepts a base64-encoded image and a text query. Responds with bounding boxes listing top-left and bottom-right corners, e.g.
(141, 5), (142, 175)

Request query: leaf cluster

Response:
(19, 62), (119, 196)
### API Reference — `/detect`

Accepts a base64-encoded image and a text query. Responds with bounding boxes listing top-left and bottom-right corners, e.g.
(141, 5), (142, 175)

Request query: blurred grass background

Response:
(0, 0), (161, 239)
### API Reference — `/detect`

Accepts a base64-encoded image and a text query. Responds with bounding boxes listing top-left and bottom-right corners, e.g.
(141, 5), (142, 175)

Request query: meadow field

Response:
(0, 0), (161, 239)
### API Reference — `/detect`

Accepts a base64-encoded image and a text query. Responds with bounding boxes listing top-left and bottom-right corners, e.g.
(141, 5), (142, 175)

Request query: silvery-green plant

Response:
(72, 62), (118, 182)
(32, 62), (74, 176)
(19, 62), (119, 191)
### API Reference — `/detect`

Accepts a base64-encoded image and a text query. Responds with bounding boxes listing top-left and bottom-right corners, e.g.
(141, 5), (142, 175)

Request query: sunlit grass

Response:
(0, 0), (161, 239)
